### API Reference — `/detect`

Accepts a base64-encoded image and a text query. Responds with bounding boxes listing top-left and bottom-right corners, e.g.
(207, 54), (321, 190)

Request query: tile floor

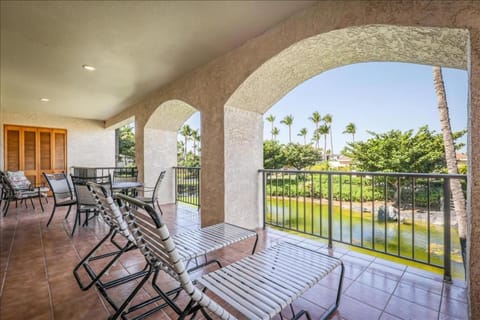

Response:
(0, 199), (468, 320)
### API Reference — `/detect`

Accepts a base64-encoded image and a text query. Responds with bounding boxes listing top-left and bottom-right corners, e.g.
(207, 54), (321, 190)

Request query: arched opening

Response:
(144, 99), (199, 205)
(223, 25), (470, 278)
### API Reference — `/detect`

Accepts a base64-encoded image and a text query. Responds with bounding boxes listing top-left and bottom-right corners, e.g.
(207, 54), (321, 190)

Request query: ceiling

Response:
(0, 1), (315, 120)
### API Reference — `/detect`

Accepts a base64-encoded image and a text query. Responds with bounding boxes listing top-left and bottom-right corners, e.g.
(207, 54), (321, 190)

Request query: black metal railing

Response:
(259, 169), (467, 281)
(174, 167), (200, 208)
(71, 166), (138, 183)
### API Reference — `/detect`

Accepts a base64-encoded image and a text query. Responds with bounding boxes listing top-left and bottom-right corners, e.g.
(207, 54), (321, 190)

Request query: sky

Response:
(183, 62), (468, 153)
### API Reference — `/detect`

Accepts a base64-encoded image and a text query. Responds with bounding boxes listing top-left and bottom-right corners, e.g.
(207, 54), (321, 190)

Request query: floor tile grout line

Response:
(377, 262), (408, 320)
(437, 281), (446, 320)
(39, 211), (56, 320)
(0, 216), (18, 298)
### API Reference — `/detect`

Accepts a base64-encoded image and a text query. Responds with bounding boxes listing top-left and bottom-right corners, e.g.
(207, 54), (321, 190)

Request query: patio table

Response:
(112, 181), (143, 197)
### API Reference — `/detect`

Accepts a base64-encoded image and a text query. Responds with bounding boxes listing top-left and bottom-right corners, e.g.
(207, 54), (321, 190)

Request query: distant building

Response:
(456, 152), (468, 166)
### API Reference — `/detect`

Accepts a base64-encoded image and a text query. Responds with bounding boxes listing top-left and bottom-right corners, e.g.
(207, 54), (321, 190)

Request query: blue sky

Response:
(184, 62), (468, 153)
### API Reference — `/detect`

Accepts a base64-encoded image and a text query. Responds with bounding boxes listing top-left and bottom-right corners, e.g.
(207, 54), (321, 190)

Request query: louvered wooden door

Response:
(3, 125), (67, 186)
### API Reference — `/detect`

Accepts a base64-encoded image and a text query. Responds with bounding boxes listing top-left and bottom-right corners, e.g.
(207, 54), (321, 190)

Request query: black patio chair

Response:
(136, 170), (166, 214)
(1, 171), (44, 216)
(70, 175), (111, 236)
(43, 172), (77, 227)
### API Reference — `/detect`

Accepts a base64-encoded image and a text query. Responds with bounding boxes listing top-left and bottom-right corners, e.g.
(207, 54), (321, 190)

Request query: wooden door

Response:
(3, 125), (67, 186)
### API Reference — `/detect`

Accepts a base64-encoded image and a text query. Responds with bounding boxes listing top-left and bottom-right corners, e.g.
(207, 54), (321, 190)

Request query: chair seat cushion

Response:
(7, 171), (31, 189)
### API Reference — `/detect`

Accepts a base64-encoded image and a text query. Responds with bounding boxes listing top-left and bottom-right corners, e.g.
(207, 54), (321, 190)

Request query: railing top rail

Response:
(173, 166), (201, 169)
(71, 166), (138, 170)
(258, 169), (467, 179)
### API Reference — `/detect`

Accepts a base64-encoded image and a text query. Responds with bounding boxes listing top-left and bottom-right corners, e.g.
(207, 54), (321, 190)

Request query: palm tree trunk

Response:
(433, 66), (467, 244)
(330, 131), (334, 156)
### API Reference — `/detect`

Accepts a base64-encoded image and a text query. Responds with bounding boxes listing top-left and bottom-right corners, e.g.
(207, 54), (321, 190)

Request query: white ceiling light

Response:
(82, 64), (96, 71)
(40, 98), (50, 102)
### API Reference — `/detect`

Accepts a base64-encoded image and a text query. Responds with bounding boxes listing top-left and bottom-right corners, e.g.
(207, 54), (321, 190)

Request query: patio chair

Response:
(73, 181), (148, 294)
(1, 171), (44, 216)
(69, 175), (111, 236)
(135, 170), (166, 214)
(115, 193), (344, 320)
(84, 190), (257, 319)
(43, 173), (77, 227)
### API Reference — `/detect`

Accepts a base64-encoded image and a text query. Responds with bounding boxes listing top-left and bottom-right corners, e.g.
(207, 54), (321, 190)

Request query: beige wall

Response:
(0, 111), (115, 170)
(103, 2), (479, 317)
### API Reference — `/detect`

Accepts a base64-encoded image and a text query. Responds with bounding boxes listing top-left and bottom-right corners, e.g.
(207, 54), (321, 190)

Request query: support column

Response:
(144, 128), (177, 204)
(467, 30), (480, 320)
(224, 106), (263, 229)
(200, 106), (226, 227)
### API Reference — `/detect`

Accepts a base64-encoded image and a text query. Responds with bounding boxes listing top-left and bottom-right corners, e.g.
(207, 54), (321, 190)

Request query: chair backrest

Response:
(43, 173), (74, 202)
(116, 193), (230, 318)
(113, 167), (138, 184)
(87, 182), (135, 242)
(71, 175), (111, 207)
(151, 170), (166, 209)
(6, 171), (31, 190)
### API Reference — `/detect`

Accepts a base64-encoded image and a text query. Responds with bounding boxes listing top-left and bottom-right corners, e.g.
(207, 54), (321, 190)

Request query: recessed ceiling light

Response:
(82, 64), (96, 71)
(40, 98), (50, 102)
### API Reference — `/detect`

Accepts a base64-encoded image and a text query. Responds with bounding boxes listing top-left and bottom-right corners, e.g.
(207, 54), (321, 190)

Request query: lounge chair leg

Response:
(71, 210), (80, 236)
(2, 199), (10, 216)
(46, 206), (57, 227)
(38, 196), (44, 212)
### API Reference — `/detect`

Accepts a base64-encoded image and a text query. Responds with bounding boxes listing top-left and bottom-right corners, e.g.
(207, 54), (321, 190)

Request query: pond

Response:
(266, 198), (465, 279)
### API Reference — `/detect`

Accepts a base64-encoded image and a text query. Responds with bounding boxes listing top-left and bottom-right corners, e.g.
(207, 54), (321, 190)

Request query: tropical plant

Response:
(297, 128), (308, 145)
(433, 66), (467, 260)
(323, 114), (334, 155)
(283, 143), (321, 170)
(118, 124), (135, 159)
(263, 140), (286, 169)
(179, 124), (193, 161)
(191, 129), (200, 157)
(309, 111), (322, 148)
(343, 122), (356, 142)
(318, 124), (330, 161)
(312, 129), (321, 150)
(266, 114), (276, 140)
(280, 115), (294, 143)
(343, 126), (465, 173)
(272, 127), (280, 141)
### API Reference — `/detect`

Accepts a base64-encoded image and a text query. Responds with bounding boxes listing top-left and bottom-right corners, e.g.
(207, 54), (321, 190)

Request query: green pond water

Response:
(266, 198), (465, 279)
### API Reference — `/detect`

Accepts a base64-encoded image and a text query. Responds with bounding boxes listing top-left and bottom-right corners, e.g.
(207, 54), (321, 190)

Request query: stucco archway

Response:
(142, 99), (198, 204)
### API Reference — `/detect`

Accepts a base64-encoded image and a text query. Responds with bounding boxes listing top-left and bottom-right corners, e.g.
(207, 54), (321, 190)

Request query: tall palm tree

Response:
(312, 130), (321, 150)
(266, 114), (276, 140)
(343, 122), (356, 142)
(318, 124), (330, 161)
(179, 124), (192, 161)
(297, 128), (308, 145)
(433, 66), (467, 251)
(323, 114), (334, 155)
(272, 127), (280, 141)
(309, 111), (321, 148)
(280, 115), (294, 144)
(191, 129), (200, 157)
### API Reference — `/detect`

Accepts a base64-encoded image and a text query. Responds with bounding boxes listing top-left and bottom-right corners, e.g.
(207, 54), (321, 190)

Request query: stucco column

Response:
(224, 106), (263, 229)
(143, 128), (176, 204)
(200, 106), (226, 227)
(467, 29), (480, 320)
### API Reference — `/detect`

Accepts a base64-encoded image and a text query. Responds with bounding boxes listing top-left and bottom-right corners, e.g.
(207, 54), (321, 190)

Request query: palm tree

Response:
(280, 115), (294, 144)
(266, 114), (275, 140)
(323, 114), (334, 155)
(433, 66), (467, 256)
(312, 130), (321, 151)
(297, 128), (308, 145)
(309, 111), (321, 148)
(343, 122), (356, 142)
(318, 124), (330, 161)
(191, 129), (200, 157)
(272, 127), (280, 141)
(179, 124), (192, 161)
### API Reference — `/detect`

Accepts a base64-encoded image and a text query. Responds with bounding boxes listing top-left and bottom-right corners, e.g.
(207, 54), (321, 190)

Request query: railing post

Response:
(443, 177), (452, 283)
(174, 167), (178, 205)
(262, 171), (266, 230)
(328, 173), (333, 249)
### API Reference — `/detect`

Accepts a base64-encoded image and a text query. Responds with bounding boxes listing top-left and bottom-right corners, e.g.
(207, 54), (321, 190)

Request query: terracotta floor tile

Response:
(385, 296), (438, 319)
(393, 281), (441, 311)
(334, 295), (382, 320)
(345, 281), (392, 310)
(440, 297), (468, 319)
(356, 270), (399, 294)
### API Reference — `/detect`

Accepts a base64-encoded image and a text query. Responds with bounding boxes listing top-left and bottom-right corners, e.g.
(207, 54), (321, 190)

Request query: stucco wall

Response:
(0, 111), (115, 170)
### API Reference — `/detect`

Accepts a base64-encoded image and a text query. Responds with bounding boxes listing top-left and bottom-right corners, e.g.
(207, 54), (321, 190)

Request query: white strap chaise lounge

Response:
(116, 193), (344, 320)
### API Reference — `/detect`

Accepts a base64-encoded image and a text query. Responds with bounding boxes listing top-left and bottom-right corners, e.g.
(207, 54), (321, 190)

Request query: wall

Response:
(0, 111), (115, 170)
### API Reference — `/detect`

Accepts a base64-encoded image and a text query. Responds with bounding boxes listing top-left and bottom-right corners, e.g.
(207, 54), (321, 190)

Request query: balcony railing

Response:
(173, 167), (200, 208)
(259, 169), (467, 281)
